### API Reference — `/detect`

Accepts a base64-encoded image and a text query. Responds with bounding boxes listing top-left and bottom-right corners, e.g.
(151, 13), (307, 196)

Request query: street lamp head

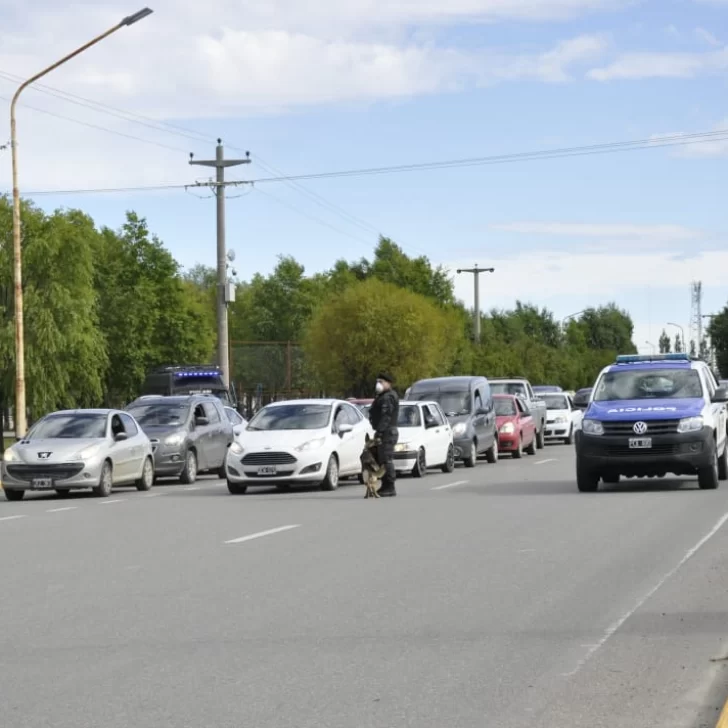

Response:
(456, 269), (462, 274)
(121, 7), (153, 26)
(486, 268), (495, 273)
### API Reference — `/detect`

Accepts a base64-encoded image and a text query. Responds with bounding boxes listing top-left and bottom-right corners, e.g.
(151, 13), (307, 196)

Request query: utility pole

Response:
(190, 140), (250, 389)
(456, 265), (495, 343)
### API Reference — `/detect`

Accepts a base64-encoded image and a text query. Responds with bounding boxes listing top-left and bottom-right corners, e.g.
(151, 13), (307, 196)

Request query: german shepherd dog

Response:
(360, 433), (386, 499)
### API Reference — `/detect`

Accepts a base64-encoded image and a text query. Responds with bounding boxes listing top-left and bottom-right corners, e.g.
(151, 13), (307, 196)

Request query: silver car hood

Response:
(10, 438), (103, 464)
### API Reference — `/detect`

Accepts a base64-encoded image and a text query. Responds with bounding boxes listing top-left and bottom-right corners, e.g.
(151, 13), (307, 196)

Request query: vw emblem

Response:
(38, 452), (51, 459)
(633, 422), (648, 435)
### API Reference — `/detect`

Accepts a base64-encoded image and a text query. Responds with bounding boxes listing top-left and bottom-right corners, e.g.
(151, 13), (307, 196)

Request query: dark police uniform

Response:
(368, 373), (400, 496)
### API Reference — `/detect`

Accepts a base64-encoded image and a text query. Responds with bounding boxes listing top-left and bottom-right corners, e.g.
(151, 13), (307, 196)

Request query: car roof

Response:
(263, 399), (339, 407)
(490, 378), (529, 383)
(128, 395), (211, 405)
(46, 409), (116, 416)
(411, 376), (486, 387)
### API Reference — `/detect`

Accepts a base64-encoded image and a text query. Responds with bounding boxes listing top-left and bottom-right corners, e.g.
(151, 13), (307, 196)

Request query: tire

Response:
(719, 441), (728, 481)
(698, 447), (720, 490)
(4, 488), (24, 502)
(576, 460), (600, 492)
(564, 426), (573, 446)
(512, 437), (523, 459)
(227, 479), (248, 495)
(55, 489), (71, 498)
(602, 474), (620, 484)
(536, 426), (545, 450)
(525, 435), (537, 456)
(180, 450), (197, 485)
(135, 457), (154, 491)
(320, 455), (340, 491)
(486, 438), (499, 464)
(92, 461), (113, 498)
(441, 445), (456, 473)
(217, 464), (227, 480)
(463, 440), (477, 468)
(412, 448), (427, 478)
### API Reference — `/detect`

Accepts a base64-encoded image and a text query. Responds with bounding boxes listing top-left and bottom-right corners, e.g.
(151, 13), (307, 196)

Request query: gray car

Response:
(1, 409), (154, 501)
(125, 395), (233, 484)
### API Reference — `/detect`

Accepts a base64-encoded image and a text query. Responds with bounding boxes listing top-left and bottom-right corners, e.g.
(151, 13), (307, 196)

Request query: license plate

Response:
(31, 478), (53, 489)
(628, 438), (652, 449)
(257, 466), (277, 476)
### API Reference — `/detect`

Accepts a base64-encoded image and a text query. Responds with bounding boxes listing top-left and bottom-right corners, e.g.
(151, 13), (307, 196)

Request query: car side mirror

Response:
(114, 432), (128, 442)
(476, 408), (488, 416)
(195, 416), (209, 426)
(712, 386), (728, 403)
(338, 423), (353, 435)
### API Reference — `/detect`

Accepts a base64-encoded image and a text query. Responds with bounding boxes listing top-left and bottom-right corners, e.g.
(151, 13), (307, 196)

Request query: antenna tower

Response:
(690, 281), (703, 355)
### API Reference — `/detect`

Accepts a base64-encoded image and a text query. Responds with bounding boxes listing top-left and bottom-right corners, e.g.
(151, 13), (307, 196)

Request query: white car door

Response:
(423, 403), (450, 465)
(333, 404), (360, 475)
(120, 413), (146, 479)
(110, 413), (135, 481)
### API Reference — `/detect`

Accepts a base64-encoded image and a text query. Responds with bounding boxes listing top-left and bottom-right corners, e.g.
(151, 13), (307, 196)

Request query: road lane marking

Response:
(183, 486), (201, 491)
(431, 480), (470, 491)
(0, 515), (26, 522)
(143, 493), (165, 498)
(534, 458), (556, 465)
(99, 499), (124, 505)
(563, 509), (728, 678)
(225, 524), (301, 545)
(47, 507), (77, 513)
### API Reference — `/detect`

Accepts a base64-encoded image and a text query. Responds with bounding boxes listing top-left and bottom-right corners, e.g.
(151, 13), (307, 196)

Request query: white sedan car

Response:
(394, 401), (455, 476)
(225, 399), (372, 494)
(540, 392), (584, 444)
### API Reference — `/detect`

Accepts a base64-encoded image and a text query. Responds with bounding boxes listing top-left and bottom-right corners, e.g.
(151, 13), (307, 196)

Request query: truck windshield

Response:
(593, 368), (703, 401)
(491, 382), (527, 397)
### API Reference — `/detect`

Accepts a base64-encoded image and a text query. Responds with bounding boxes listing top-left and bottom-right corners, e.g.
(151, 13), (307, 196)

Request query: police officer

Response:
(368, 371), (400, 497)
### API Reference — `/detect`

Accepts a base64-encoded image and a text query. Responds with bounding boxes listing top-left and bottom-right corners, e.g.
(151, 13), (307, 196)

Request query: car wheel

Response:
(486, 438), (499, 464)
(441, 445), (456, 473)
(180, 450), (197, 485)
(412, 448), (427, 478)
(321, 455), (340, 491)
(525, 435), (537, 456)
(576, 460), (600, 493)
(463, 440), (477, 468)
(536, 427), (545, 449)
(227, 479), (248, 495)
(135, 457), (154, 491)
(564, 426), (573, 445)
(92, 461), (113, 498)
(512, 437), (523, 459)
(719, 441), (728, 481)
(699, 448), (720, 490)
(4, 488), (24, 502)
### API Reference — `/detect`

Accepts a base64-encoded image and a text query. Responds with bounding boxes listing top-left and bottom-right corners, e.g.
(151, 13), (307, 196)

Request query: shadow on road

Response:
(469, 478), (702, 496)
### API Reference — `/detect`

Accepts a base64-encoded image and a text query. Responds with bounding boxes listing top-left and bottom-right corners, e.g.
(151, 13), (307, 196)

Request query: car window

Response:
(119, 413), (139, 436)
(111, 414), (125, 437)
(700, 368), (715, 398)
(203, 402), (220, 423)
(517, 399), (528, 415)
(399, 404), (422, 427)
(426, 404), (445, 426)
(225, 408), (244, 425)
(474, 392), (483, 412)
(593, 368), (703, 401)
(29, 413), (108, 440)
(342, 404), (363, 424)
(126, 402), (190, 427)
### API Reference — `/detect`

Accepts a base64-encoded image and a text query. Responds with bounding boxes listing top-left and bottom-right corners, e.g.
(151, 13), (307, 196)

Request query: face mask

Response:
(375, 382), (384, 394)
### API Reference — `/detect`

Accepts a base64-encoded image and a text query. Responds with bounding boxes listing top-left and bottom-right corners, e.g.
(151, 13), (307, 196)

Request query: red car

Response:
(494, 394), (537, 458)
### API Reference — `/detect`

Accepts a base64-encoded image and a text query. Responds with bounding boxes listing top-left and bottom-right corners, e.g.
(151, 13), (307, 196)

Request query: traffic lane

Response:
(4, 453), (728, 727)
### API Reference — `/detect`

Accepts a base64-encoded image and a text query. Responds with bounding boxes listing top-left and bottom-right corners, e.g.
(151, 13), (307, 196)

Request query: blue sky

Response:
(1, 0), (727, 352)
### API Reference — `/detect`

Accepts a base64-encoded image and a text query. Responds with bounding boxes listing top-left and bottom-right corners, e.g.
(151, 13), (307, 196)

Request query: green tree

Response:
(709, 310), (728, 376)
(659, 330), (671, 353)
(576, 304), (636, 352)
(674, 333), (683, 353)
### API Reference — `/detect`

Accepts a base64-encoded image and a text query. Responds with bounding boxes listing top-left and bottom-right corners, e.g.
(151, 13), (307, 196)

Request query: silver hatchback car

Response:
(1, 409), (154, 501)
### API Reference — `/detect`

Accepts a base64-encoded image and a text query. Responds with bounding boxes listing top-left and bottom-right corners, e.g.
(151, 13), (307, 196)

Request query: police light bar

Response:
(174, 371), (221, 378)
(615, 353), (691, 364)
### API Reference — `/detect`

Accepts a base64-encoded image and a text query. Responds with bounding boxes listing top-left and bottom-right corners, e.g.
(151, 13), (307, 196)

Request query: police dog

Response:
(360, 433), (386, 499)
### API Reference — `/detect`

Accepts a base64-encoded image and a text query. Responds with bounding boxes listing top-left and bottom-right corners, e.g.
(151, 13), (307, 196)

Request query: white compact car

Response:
(225, 399), (373, 494)
(540, 392), (583, 444)
(393, 401), (455, 476)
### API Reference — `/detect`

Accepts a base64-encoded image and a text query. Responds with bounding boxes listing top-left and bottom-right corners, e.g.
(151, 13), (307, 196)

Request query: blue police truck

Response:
(141, 364), (238, 410)
(575, 353), (728, 492)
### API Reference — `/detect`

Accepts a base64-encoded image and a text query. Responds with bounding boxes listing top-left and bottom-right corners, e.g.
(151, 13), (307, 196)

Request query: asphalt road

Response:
(3, 444), (728, 728)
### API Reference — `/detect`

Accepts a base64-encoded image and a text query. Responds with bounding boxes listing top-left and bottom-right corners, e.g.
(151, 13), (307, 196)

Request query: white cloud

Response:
(695, 27), (721, 47)
(490, 222), (701, 240)
(587, 47), (728, 80)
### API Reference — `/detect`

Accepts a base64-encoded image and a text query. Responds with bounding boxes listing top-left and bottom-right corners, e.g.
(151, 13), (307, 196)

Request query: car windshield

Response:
(408, 390), (470, 417)
(594, 368), (703, 401)
(398, 405), (422, 427)
(494, 398), (517, 416)
(491, 382), (528, 398)
(534, 386), (561, 393)
(248, 404), (331, 431)
(541, 394), (569, 410)
(29, 413), (107, 439)
(126, 403), (189, 426)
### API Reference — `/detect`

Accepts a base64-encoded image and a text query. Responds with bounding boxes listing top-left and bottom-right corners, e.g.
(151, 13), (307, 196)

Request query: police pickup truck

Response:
(575, 353), (728, 492)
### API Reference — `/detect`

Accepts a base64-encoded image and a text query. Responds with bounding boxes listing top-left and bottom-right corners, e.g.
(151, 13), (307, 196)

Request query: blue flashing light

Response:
(174, 370), (221, 378)
(615, 353), (691, 364)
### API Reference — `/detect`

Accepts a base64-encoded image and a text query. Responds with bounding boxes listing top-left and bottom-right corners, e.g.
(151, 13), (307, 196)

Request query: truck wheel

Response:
(698, 448), (720, 490)
(536, 427), (545, 449)
(577, 461), (599, 492)
(463, 440), (477, 468)
(719, 442), (728, 481)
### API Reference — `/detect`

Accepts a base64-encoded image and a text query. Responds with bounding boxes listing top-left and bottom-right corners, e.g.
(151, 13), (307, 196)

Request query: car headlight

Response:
(3, 448), (17, 462)
(582, 419), (604, 436)
(75, 444), (102, 461)
(554, 415), (568, 424)
(295, 437), (326, 452)
(394, 442), (412, 452)
(164, 433), (185, 447)
(229, 442), (244, 456)
(499, 423), (515, 434)
(451, 423), (467, 437)
(677, 416), (703, 434)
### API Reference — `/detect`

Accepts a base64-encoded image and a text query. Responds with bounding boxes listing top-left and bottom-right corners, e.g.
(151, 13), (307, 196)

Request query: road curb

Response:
(717, 698), (728, 728)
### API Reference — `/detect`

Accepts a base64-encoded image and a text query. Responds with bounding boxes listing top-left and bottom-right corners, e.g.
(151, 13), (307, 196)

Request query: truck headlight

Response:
(677, 416), (703, 434)
(499, 423), (515, 434)
(582, 419), (604, 436)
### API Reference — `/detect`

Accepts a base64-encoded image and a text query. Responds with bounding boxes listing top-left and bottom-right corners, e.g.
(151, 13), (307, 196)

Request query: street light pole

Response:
(10, 7), (153, 437)
(456, 265), (495, 343)
(666, 322), (685, 352)
(645, 340), (656, 354)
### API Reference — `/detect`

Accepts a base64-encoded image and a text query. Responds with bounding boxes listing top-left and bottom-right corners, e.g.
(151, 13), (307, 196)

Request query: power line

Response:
(9, 126), (728, 197)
